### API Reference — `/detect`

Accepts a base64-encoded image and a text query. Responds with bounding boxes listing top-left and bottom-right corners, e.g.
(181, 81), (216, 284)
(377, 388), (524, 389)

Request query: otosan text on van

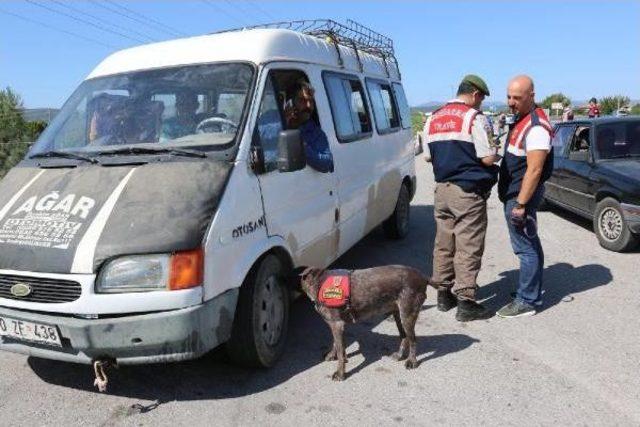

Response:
(232, 216), (266, 239)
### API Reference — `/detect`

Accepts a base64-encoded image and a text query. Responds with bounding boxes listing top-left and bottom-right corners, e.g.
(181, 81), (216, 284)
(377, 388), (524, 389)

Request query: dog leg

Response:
(329, 321), (346, 381)
(401, 302), (422, 370)
(323, 342), (337, 361)
(391, 311), (408, 361)
(403, 315), (419, 369)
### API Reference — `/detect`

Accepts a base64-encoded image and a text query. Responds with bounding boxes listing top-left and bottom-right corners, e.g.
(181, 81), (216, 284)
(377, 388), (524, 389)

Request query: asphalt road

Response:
(1, 158), (639, 426)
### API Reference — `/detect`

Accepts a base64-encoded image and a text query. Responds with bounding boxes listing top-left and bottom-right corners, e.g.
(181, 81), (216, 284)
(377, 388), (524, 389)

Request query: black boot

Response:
(455, 299), (492, 322)
(437, 290), (457, 312)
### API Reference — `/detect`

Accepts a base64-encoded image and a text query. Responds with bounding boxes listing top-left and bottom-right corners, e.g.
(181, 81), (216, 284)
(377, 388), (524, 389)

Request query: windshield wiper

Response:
(30, 150), (99, 164)
(98, 146), (207, 158)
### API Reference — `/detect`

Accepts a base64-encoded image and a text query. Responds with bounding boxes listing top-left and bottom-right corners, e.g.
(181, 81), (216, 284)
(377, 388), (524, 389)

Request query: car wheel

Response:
(383, 183), (410, 239)
(225, 254), (290, 368)
(594, 198), (639, 252)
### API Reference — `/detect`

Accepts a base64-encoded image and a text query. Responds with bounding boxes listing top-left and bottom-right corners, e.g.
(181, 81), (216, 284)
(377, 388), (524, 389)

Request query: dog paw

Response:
(405, 359), (419, 370)
(391, 351), (407, 361)
(331, 371), (345, 381)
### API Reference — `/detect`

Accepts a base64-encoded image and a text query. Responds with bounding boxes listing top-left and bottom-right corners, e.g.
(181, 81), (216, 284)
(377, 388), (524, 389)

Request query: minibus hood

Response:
(0, 160), (232, 274)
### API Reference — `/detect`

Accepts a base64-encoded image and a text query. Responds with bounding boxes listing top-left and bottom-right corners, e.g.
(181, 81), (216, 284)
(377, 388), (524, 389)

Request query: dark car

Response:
(543, 117), (640, 252)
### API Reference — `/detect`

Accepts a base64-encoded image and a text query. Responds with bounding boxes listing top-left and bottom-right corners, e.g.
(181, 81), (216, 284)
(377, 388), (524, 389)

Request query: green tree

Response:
(541, 93), (572, 110)
(599, 95), (631, 115)
(23, 120), (47, 141)
(0, 87), (45, 179)
(411, 110), (425, 135)
(631, 104), (640, 115)
(0, 142), (30, 178)
(0, 87), (27, 143)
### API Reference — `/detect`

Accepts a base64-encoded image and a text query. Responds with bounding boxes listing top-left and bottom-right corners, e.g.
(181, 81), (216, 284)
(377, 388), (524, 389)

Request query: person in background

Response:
(588, 97), (600, 118)
(562, 106), (574, 122)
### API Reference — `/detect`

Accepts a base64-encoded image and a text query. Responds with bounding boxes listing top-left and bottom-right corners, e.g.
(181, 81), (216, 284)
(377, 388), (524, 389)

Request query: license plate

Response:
(0, 316), (62, 347)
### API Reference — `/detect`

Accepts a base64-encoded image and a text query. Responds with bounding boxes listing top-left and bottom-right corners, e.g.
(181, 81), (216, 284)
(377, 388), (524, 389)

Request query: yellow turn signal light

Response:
(169, 247), (204, 291)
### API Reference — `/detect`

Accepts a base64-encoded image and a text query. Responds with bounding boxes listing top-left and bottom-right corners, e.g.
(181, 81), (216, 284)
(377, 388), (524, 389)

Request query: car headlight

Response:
(96, 249), (203, 293)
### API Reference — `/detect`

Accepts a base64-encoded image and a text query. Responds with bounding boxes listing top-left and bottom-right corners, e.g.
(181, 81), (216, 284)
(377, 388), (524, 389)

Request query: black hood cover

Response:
(0, 160), (232, 274)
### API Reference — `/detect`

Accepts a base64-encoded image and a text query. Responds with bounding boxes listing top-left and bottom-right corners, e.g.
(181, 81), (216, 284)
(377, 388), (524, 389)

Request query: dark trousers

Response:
(503, 187), (545, 307)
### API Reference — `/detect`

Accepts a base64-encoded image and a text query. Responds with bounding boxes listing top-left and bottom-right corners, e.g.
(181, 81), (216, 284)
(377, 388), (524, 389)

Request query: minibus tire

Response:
(225, 254), (290, 368)
(383, 184), (410, 239)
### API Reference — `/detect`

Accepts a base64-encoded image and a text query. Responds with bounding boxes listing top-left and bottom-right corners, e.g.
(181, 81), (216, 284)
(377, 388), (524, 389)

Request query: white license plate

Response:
(0, 316), (62, 347)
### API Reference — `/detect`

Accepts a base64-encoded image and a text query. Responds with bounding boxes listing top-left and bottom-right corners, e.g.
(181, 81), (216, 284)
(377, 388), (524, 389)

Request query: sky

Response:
(1, 0), (638, 108)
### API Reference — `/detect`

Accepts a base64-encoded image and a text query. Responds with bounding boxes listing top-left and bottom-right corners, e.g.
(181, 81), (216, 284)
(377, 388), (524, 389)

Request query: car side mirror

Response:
(277, 129), (306, 173)
(568, 150), (589, 162)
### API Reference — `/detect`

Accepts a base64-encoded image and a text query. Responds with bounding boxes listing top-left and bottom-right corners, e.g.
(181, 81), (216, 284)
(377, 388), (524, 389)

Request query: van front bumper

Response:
(0, 289), (238, 365)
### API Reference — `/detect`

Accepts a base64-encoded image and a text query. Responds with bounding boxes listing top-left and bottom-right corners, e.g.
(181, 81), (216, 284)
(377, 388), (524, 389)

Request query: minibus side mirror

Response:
(277, 129), (306, 172)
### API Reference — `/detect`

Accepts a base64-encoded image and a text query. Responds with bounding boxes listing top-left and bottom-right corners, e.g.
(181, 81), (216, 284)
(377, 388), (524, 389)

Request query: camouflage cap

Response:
(461, 74), (490, 96)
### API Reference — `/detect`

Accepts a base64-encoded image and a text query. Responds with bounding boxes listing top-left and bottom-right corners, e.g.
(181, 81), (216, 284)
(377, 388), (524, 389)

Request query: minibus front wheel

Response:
(383, 183), (411, 239)
(225, 254), (290, 368)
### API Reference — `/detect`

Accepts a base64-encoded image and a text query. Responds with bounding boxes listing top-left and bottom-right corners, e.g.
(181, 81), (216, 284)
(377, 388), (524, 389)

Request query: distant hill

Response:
(20, 108), (59, 123)
(412, 101), (507, 113)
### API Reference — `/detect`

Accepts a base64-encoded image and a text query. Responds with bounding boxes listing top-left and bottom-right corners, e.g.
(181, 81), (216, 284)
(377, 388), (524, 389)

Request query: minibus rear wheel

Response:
(226, 254), (290, 368)
(383, 183), (410, 239)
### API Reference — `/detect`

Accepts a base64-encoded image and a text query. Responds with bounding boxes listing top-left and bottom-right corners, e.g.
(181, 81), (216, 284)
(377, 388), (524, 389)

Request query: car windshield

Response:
(30, 63), (254, 156)
(595, 121), (640, 159)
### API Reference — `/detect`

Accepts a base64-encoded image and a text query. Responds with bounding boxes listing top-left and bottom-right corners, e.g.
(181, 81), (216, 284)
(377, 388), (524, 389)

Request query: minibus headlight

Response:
(96, 249), (204, 293)
(96, 254), (170, 293)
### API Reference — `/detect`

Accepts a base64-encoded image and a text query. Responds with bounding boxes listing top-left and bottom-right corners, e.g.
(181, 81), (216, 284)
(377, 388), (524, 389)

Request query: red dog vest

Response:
(317, 271), (351, 308)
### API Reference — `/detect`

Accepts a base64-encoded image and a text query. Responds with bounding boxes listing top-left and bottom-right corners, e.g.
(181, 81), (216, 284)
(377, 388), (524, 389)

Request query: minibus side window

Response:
(392, 83), (412, 130)
(255, 76), (284, 173)
(366, 79), (400, 134)
(322, 72), (372, 143)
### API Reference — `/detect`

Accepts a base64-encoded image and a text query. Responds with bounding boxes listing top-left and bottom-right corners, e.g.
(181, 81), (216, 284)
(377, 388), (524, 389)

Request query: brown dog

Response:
(300, 265), (436, 381)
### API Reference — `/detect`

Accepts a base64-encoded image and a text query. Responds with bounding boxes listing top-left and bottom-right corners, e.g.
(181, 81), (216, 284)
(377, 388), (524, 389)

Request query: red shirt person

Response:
(588, 97), (600, 118)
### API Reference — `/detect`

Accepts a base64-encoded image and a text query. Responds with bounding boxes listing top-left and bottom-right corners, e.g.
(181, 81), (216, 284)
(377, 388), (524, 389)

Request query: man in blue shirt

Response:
(285, 81), (334, 173)
(160, 92), (199, 142)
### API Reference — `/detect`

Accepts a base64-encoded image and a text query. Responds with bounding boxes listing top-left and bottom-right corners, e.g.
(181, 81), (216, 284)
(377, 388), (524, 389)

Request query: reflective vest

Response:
(426, 101), (498, 193)
(498, 107), (554, 202)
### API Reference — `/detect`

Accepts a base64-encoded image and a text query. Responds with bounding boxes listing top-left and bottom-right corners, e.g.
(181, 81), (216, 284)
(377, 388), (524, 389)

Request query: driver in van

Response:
(88, 93), (119, 143)
(160, 91), (199, 141)
(284, 80), (334, 173)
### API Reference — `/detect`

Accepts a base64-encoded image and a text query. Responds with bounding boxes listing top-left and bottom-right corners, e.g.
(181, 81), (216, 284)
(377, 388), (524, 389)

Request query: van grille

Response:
(0, 274), (82, 303)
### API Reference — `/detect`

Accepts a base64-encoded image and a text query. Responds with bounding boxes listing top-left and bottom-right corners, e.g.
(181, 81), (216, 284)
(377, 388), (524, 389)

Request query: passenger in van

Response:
(160, 91), (199, 141)
(284, 81), (334, 173)
(88, 93), (121, 144)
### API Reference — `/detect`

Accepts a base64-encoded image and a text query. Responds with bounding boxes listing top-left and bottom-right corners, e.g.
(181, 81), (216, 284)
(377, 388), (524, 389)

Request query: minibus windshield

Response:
(30, 63), (254, 156)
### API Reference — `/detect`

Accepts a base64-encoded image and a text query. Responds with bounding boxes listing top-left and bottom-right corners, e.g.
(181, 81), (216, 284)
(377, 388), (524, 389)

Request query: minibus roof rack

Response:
(212, 19), (400, 78)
